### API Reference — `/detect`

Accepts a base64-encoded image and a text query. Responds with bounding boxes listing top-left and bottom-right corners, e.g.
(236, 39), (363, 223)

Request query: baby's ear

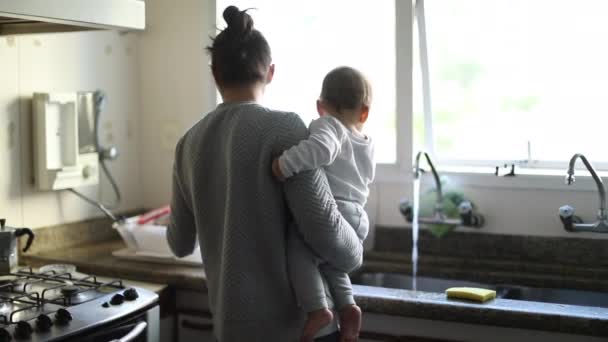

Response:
(359, 105), (370, 123)
(266, 64), (275, 84)
(316, 100), (325, 117)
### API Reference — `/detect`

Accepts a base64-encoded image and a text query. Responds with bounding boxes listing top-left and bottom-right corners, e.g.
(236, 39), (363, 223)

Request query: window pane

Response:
(417, 0), (608, 165)
(216, 1), (396, 163)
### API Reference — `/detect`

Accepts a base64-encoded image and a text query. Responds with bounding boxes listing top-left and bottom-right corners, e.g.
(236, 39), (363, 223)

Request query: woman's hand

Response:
(272, 158), (286, 182)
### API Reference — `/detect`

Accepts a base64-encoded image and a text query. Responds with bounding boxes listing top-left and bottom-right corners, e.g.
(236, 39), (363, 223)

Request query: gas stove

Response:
(0, 267), (159, 342)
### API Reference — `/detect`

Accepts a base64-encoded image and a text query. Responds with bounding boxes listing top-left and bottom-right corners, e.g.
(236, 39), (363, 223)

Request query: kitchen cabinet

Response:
(360, 313), (459, 342)
(177, 313), (214, 342)
(175, 291), (214, 342)
(359, 312), (604, 342)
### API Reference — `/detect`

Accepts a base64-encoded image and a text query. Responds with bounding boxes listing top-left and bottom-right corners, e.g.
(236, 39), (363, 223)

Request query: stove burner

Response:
(0, 267), (124, 325)
(0, 267), (150, 342)
(60, 286), (80, 297)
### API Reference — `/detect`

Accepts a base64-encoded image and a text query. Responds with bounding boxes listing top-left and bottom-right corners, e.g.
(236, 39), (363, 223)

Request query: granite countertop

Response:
(355, 284), (608, 337)
(22, 239), (608, 337)
(22, 240), (207, 291)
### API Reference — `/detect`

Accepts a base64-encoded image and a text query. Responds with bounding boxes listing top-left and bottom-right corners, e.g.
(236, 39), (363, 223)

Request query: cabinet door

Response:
(361, 313), (461, 342)
(177, 313), (214, 342)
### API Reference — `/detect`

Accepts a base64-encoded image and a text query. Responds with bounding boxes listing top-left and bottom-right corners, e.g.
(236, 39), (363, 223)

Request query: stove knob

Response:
(123, 288), (139, 301)
(55, 308), (73, 326)
(110, 293), (125, 305)
(14, 321), (32, 339)
(36, 314), (54, 332)
(0, 328), (11, 342)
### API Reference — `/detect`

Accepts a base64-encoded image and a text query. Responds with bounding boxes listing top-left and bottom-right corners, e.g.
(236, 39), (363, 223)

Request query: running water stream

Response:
(411, 178), (421, 291)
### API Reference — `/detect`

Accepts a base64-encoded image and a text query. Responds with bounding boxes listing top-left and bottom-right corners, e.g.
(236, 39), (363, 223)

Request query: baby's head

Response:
(318, 66), (372, 127)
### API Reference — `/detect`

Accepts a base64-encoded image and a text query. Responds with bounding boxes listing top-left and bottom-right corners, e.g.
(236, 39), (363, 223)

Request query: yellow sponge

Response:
(446, 287), (496, 303)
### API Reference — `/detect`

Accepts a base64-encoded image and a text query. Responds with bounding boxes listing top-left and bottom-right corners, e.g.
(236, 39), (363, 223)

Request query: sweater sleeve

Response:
(278, 116), (346, 178)
(167, 138), (197, 258)
(275, 114), (363, 273)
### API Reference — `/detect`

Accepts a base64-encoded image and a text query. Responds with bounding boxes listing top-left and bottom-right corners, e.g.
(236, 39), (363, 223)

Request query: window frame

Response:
(209, 1), (608, 188)
(413, 0), (608, 179)
(213, 0), (403, 170)
(374, 0), (414, 182)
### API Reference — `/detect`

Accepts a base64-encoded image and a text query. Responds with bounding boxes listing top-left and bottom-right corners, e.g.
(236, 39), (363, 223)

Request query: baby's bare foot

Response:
(339, 305), (362, 342)
(301, 308), (334, 342)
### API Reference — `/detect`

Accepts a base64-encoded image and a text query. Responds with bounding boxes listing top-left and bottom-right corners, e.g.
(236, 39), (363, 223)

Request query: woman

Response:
(167, 6), (363, 342)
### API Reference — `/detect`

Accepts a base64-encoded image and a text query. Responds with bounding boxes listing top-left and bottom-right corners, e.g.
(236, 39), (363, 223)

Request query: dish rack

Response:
(113, 216), (166, 252)
(111, 207), (203, 265)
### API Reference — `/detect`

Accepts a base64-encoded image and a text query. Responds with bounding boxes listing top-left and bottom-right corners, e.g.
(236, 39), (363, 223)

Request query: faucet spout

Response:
(414, 151), (443, 214)
(566, 153), (607, 221)
(400, 152), (484, 229)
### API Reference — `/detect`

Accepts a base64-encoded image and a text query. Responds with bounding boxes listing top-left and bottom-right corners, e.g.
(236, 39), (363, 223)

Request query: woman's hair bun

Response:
(223, 6), (254, 35)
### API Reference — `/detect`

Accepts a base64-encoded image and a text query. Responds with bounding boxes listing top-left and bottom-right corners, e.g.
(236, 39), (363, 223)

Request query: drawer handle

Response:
(109, 321), (148, 342)
(182, 320), (213, 331)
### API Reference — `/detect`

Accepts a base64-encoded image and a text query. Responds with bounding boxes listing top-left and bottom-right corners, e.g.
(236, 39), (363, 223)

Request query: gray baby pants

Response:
(288, 200), (369, 312)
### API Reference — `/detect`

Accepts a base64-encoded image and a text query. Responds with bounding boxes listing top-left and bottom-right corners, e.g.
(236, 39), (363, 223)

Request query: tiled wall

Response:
(0, 31), (142, 228)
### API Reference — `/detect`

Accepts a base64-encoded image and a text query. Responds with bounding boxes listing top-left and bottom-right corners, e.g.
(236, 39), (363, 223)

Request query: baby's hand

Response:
(272, 158), (286, 182)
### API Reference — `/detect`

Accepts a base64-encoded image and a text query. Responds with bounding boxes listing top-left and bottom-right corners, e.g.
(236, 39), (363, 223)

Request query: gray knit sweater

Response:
(167, 102), (364, 341)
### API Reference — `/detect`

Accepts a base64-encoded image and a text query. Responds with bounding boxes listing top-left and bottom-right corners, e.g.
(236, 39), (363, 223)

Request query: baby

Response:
(272, 66), (375, 342)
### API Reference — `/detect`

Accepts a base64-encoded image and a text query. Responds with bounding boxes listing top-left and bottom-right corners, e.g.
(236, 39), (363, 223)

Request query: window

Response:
(216, 0), (397, 164)
(414, 0), (608, 169)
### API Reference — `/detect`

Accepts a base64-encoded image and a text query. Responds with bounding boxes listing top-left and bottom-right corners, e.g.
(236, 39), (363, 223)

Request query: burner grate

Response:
(0, 267), (124, 325)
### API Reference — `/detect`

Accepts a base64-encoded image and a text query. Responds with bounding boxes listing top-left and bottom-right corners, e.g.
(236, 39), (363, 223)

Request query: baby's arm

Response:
(273, 116), (346, 180)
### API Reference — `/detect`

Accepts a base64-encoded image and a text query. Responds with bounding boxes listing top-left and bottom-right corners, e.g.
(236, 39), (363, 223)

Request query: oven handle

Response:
(108, 321), (148, 342)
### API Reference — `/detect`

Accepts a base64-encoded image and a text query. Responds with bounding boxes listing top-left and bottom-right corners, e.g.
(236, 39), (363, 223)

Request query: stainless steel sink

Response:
(351, 272), (495, 293)
(352, 272), (608, 309)
(499, 286), (608, 308)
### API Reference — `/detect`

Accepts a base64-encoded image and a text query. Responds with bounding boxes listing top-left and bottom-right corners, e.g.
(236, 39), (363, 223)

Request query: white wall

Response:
(138, 0), (217, 209)
(0, 31), (142, 228)
(368, 177), (607, 240)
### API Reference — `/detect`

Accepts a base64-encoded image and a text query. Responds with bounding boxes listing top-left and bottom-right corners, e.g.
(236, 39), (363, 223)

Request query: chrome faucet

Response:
(399, 151), (484, 228)
(559, 153), (608, 232)
(414, 151), (444, 220)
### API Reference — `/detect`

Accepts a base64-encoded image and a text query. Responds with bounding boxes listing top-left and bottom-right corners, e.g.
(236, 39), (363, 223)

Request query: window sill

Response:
(374, 164), (606, 192)
(440, 166), (605, 192)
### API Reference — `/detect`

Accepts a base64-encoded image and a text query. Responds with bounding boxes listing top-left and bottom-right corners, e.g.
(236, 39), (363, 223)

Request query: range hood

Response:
(0, 0), (145, 35)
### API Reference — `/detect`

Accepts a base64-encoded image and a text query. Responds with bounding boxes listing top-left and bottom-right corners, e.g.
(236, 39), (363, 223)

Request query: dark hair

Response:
(206, 6), (272, 87)
(321, 66), (372, 115)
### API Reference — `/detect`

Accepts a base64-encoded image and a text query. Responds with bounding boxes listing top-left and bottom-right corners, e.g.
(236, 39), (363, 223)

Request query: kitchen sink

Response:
(499, 286), (608, 308)
(352, 272), (608, 308)
(351, 272), (496, 293)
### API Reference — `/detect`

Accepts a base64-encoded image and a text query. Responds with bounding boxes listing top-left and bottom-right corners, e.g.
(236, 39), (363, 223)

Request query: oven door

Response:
(66, 305), (160, 342)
